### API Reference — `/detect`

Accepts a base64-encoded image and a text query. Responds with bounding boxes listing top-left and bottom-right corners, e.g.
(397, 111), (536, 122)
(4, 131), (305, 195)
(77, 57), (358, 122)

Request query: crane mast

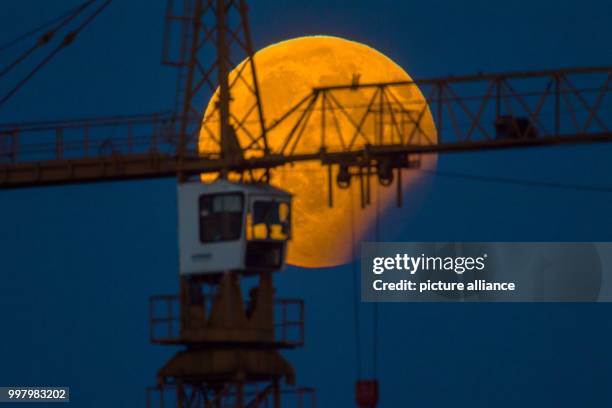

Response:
(152, 1), (311, 406)
(0, 1), (611, 407)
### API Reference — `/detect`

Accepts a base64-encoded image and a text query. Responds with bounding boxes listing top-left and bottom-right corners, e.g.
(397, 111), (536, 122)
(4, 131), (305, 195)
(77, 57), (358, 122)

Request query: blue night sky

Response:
(1, 0), (612, 407)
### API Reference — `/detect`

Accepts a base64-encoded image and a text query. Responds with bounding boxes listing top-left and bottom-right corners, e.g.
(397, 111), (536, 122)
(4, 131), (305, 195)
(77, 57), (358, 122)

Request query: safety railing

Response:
(149, 293), (305, 347)
(3, 66), (610, 188)
(0, 112), (175, 163)
(146, 383), (316, 408)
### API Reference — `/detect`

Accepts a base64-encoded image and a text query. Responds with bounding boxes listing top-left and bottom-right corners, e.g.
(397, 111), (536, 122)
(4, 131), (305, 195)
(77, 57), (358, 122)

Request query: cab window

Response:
(199, 193), (243, 242)
(248, 200), (290, 240)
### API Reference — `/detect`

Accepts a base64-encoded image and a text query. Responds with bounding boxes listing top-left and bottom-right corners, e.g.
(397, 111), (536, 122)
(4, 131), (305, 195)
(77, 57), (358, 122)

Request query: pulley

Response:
(377, 160), (394, 186)
(336, 164), (351, 189)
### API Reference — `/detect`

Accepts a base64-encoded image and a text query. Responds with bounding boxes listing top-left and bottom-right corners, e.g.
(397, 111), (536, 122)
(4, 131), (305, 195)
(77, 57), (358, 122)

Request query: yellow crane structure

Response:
(1, 0), (611, 407)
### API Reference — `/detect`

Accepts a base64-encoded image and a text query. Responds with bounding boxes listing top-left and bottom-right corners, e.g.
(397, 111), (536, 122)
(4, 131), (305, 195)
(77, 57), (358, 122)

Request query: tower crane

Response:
(0, 0), (611, 407)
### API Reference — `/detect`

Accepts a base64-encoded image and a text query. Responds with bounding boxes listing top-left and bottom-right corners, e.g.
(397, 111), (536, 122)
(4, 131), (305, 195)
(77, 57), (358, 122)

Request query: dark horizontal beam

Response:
(1, 64), (611, 189)
(2, 132), (612, 189)
(313, 65), (612, 91)
(0, 111), (172, 133)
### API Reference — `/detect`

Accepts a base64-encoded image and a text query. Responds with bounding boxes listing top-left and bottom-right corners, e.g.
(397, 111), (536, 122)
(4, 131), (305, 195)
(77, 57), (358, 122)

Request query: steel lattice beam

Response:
(0, 65), (611, 188)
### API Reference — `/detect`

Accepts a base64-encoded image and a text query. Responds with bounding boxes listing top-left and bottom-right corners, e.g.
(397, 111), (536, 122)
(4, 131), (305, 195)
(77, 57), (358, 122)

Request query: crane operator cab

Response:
(177, 180), (292, 276)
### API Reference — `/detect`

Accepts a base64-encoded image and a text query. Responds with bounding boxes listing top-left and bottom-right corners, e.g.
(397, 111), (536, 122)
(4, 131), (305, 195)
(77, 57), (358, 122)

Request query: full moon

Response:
(201, 35), (437, 268)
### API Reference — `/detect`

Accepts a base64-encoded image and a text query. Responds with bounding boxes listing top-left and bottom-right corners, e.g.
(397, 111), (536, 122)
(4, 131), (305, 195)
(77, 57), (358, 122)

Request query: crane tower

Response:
(0, 1), (611, 407)
(147, 1), (313, 406)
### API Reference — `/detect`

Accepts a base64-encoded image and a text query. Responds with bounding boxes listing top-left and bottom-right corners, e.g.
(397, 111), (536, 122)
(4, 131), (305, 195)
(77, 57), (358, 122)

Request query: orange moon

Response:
(201, 35), (437, 268)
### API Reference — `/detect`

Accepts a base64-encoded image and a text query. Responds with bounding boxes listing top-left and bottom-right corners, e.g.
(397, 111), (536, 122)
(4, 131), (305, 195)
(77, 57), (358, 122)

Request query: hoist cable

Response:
(418, 168), (612, 192)
(0, 1), (93, 53)
(350, 182), (363, 379)
(0, 0), (110, 110)
(373, 181), (380, 379)
(0, 0), (95, 80)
